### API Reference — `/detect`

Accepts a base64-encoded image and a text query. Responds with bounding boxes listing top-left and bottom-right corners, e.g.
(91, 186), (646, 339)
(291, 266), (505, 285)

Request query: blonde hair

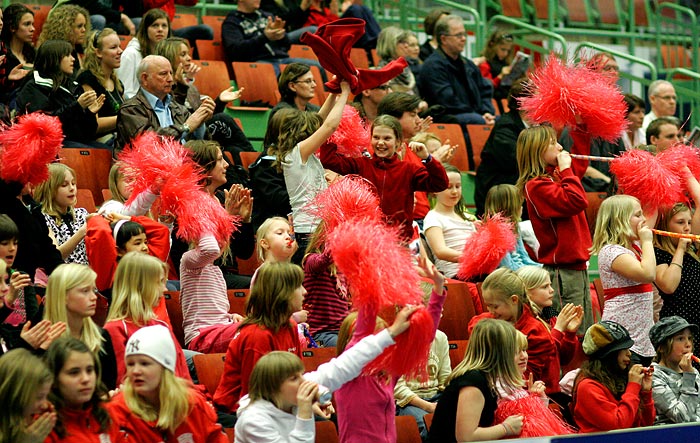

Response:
(411, 131), (442, 147)
(481, 267), (536, 317)
(516, 265), (550, 315)
(81, 27), (123, 93)
(484, 184), (523, 224)
(654, 203), (700, 263)
(515, 125), (558, 195)
(590, 195), (639, 254)
(123, 364), (191, 433)
(34, 163), (77, 225)
(336, 311), (386, 355)
(248, 351), (304, 409)
(44, 264), (104, 353)
(107, 253), (167, 325)
(38, 4), (90, 47)
(256, 216), (291, 263)
(153, 36), (189, 71)
(243, 262), (304, 332)
(448, 318), (523, 392)
(0, 349), (53, 443)
(108, 163), (126, 203)
(376, 26), (403, 60)
(515, 330), (528, 352)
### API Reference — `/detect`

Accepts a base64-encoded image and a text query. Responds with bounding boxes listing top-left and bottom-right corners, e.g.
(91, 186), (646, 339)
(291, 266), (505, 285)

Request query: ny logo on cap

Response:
(127, 339), (140, 353)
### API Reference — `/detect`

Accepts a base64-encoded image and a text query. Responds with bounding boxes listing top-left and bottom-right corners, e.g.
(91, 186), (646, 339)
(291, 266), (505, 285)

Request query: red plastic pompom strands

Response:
(0, 113), (63, 185)
(518, 54), (628, 142)
(457, 214), (517, 282)
(118, 133), (239, 244)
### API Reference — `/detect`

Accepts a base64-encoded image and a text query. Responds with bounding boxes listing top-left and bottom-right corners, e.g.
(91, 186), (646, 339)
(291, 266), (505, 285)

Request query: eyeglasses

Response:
(444, 32), (467, 39)
(374, 85), (390, 90)
(654, 95), (677, 101)
(294, 79), (316, 85)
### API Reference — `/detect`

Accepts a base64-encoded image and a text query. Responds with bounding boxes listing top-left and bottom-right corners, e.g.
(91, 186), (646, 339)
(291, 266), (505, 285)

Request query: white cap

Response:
(125, 325), (177, 373)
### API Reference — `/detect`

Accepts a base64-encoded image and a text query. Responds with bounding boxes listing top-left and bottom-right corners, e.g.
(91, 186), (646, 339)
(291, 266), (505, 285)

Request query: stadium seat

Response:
(163, 291), (185, 347)
(102, 189), (112, 203)
(350, 48), (371, 69)
(195, 40), (227, 62)
(193, 60), (232, 100)
(395, 416), (422, 443)
(201, 15), (225, 42)
(448, 340), (468, 369)
(315, 421), (339, 443)
(466, 125), (493, 171)
(227, 289), (249, 316)
(77, 189), (97, 213)
(427, 123), (469, 172)
(423, 413), (434, 432)
(289, 44), (319, 61)
(231, 62), (280, 107)
(301, 347), (337, 372)
(119, 35), (133, 50)
(240, 151), (260, 171)
(29, 5), (51, 45)
(192, 353), (226, 396)
(59, 148), (112, 206)
(585, 192), (606, 235)
(172, 13), (198, 29)
(438, 279), (476, 341)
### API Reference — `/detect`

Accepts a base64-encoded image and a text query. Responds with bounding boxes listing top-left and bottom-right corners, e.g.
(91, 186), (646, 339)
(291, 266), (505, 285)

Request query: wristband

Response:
(422, 154), (432, 163)
(670, 262), (684, 269)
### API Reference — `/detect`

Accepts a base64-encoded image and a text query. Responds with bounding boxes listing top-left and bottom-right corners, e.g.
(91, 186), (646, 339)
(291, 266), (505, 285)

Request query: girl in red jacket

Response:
(107, 325), (227, 443)
(470, 267), (561, 394)
(103, 253), (191, 384)
(515, 125), (592, 335)
(572, 320), (655, 432)
(213, 262), (305, 414)
(45, 337), (119, 443)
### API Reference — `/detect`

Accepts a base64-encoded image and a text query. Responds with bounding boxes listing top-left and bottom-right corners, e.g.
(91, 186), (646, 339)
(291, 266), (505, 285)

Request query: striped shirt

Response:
(180, 235), (231, 345)
(302, 251), (351, 335)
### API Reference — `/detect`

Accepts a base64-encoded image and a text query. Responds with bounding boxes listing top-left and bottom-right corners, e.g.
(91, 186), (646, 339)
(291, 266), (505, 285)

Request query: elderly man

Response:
(646, 116), (681, 153)
(642, 80), (677, 131)
(418, 14), (495, 126)
(116, 55), (215, 151)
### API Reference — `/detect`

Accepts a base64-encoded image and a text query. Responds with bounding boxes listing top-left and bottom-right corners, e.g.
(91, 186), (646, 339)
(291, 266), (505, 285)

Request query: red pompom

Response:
(327, 106), (370, 157)
(363, 307), (435, 380)
(656, 143), (700, 184)
(610, 149), (684, 210)
(119, 133), (239, 244)
(0, 113), (63, 185)
(307, 175), (382, 237)
(519, 54), (628, 142)
(457, 214), (517, 281)
(495, 394), (575, 437)
(328, 218), (422, 313)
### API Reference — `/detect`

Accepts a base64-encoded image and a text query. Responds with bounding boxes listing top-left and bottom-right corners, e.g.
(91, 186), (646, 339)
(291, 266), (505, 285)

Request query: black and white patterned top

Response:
(43, 208), (88, 265)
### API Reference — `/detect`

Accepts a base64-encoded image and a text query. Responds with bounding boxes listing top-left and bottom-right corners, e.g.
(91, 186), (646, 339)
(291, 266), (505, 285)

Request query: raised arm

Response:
(298, 82), (351, 163)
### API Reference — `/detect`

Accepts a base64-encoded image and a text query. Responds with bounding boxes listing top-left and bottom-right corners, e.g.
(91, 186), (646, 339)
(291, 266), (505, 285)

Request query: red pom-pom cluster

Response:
(457, 214), (517, 281)
(118, 133), (239, 244)
(319, 177), (435, 378)
(656, 143), (700, 184)
(495, 393), (575, 437)
(307, 175), (382, 236)
(519, 54), (628, 142)
(610, 149), (684, 210)
(327, 106), (370, 157)
(0, 113), (63, 185)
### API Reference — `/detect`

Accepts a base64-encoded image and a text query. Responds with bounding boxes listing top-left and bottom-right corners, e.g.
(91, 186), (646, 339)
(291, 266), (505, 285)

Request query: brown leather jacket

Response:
(115, 88), (195, 152)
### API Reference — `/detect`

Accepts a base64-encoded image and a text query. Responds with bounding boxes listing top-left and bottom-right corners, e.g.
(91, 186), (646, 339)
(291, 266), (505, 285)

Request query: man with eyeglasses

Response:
(642, 80), (677, 131)
(418, 14), (496, 128)
(352, 83), (392, 123)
